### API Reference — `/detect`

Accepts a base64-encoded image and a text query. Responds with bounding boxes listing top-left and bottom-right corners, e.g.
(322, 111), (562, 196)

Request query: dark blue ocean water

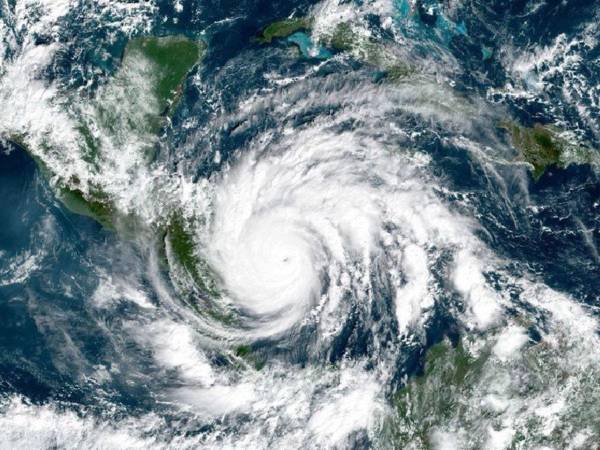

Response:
(1, 0), (599, 447)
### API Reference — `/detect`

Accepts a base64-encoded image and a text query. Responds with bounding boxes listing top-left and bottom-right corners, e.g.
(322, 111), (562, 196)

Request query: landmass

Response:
(257, 17), (311, 44)
(387, 338), (489, 445)
(60, 35), (204, 228)
(58, 187), (116, 230)
(257, 18), (413, 80)
(6, 35), (208, 289)
(164, 213), (219, 297)
(95, 35), (205, 138)
(500, 121), (597, 180)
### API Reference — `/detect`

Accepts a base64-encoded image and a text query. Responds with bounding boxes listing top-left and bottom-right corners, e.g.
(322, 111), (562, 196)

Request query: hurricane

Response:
(0, 0), (599, 449)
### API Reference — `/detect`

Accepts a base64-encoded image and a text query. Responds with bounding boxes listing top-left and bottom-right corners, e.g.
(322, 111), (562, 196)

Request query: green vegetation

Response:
(233, 344), (265, 370)
(500, 121), (564, 180)
(165, 214), (219, 297)
(53, 35), (205, 231)
(166, 214), (201, 278)
(389, 338), (489, 446)
(126, 36), (204, 114)
(384, 328), (600, 448)
(329, 22), (354, 51)
(163, 214), (234, 323)
(327, 22), (413, 81)
(257, 17), (311, 44)
(256, 19), (413, 81)
(235, 345), (252, 357)
(42, 36), (204, 231)
(6, 137), (116, 228)
(163, 214), (244, 326)
(501, 120), (599, 180)
(58, 187), (116, 229)
(96, 35), (204, 138)
(76, 123), (101, 169)
(385, 63), (413, 81)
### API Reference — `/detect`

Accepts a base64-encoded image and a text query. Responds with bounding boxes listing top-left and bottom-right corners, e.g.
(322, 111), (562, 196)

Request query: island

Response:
(256, 17), (413, 81)
(500, 121), (597, 180)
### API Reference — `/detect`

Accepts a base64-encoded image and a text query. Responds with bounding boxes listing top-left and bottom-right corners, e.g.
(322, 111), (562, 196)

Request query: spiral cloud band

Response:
(1, 0), (600, 448)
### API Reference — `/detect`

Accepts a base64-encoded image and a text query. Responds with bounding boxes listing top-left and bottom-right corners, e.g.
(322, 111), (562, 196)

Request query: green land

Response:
(61, 35), (204, 228)
(500, 122), (564, 180)
(58, 187), (116, 229)
(257, 18), (311, 44)
(9, 35), (210, 293)
(500, 121), (598, 180)
(389, 338), (489, 446)
(233, 344), (265, 370)
(125, 36), (204, 115)
(257, 18), (413, 81)
(326, 22), (413, 81)
(166, 214), (212, 291)
(96, 35), (205, 137)
(56, 35), (219, 306)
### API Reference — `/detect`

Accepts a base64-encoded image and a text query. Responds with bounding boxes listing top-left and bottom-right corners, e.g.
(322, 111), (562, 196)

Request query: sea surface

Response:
(0, 0), (599, 448)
